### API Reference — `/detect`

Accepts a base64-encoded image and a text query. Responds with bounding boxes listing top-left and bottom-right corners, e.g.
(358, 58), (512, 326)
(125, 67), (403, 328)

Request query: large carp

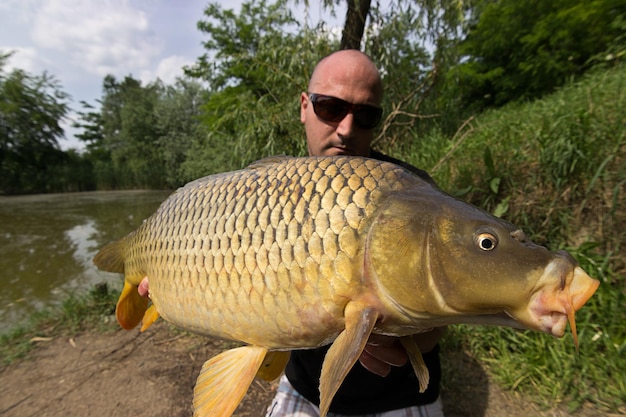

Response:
(94, 155), (599, 417)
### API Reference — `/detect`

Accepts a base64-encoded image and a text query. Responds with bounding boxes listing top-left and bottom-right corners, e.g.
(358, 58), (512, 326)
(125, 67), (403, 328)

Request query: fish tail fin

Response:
(140, 304), (160, 332)
(116, 280), (149, 330)
(400, 336), (430, 393)
(93, 239), (126, 273)
(256, 351), (290, 382)
(193, 346), (268, 417)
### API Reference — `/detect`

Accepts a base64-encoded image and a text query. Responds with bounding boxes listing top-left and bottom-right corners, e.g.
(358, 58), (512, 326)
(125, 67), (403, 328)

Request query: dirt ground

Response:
(0, 321), (621, 417)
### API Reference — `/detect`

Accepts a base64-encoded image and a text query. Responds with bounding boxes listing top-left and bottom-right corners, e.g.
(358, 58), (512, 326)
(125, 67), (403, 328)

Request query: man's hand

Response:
(138, 277), (150, 299)
(359, 328), (446, 377)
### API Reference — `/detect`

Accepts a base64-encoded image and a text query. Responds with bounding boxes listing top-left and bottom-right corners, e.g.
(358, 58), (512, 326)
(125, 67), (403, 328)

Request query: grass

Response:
(402, 63), (626, 412)
(0, 283), (120, 367)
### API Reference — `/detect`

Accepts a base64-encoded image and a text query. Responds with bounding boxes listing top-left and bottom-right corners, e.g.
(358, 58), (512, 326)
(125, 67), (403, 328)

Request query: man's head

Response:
(301, 50), (383, 157)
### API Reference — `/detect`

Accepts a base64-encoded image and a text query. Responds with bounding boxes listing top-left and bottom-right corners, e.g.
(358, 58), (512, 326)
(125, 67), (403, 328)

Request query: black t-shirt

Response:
(285, 345), (441, 415)
(285, 151), (442, 415)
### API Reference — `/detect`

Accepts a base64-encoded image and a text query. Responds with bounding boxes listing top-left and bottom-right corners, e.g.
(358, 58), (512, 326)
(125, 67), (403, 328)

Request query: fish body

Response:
(94, 155), (599, 417)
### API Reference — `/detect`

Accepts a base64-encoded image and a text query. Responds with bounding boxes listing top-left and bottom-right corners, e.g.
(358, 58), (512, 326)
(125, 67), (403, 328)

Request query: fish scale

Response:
(116, 156), (412, 349)
(94, 155), (599, 417)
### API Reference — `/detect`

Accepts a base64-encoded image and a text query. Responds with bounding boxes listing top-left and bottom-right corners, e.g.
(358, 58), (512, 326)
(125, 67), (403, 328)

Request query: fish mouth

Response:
(523, 263), (599, 349)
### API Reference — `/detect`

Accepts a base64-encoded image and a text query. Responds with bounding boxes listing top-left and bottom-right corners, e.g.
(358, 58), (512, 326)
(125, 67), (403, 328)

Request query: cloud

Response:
(156, 55), (194, 82)
(30, 0), (162, 77)
(1, 47), (46, 74)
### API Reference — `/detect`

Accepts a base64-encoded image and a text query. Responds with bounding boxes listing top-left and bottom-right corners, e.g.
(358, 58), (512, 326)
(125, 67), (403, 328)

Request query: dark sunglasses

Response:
(308, 93), (383, 129)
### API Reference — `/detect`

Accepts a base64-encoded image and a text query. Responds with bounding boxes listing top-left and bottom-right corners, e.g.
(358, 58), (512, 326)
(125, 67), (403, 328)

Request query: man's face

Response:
(301, 57), (382, 157)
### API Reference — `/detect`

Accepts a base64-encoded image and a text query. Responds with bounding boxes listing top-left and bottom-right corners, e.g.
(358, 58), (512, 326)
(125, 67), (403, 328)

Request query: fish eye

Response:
(475, 232), (498, 251)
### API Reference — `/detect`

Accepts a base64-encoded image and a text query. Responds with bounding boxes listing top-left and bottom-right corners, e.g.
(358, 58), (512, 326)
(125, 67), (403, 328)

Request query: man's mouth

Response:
(328, 146), (350, 155)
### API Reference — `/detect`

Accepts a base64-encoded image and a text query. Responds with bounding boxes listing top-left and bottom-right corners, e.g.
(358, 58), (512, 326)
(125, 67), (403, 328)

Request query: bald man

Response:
(267, 50), (445, 417)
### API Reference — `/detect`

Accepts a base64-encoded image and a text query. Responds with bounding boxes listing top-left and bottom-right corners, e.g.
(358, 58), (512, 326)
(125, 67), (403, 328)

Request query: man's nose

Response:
(335, 111), (355, 136)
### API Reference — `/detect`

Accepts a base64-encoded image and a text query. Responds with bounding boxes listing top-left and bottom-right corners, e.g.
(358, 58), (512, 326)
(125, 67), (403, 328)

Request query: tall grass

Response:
(401, 64), (625, 412)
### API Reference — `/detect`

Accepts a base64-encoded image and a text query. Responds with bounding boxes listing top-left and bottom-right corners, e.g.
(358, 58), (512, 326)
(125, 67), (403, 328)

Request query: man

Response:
(266, 50), (445, 417)
(138, 50), (446, 417)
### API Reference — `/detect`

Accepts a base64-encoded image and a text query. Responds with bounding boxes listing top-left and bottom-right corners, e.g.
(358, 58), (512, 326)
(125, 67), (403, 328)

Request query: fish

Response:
(94, 155), (599, 417)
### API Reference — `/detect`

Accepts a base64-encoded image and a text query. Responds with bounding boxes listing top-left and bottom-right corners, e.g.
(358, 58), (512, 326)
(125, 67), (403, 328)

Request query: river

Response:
(0, 190), (172, 332)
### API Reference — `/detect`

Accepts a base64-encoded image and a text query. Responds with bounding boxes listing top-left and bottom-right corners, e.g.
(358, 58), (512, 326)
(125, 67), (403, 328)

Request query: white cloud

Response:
(30, 0), (162, 77)
(157, 55), (194, 82)
(1, 47), (45, 74)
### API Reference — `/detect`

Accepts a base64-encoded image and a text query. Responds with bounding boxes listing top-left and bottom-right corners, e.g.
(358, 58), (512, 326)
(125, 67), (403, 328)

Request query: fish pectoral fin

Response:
(193, 346), (268, 417)
(256, 351), (291, 382)
(319, 302), (379, 417)
(116, 280), (149, 330)
(93, 239), (126, 273)
(399, 336), (430, 393)
(140, 304), (160, 332)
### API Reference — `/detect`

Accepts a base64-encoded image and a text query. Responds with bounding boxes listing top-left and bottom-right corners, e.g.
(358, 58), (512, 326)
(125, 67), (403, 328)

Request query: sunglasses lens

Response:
(354, 106), (383, 129)
(310, 93), (382, 129)
(312, 96), (349, 122)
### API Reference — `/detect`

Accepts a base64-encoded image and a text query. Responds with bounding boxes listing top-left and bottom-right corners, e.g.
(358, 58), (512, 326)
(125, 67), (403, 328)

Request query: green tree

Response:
(155, 78), (210, 186)
(96, 75), (165, 188)
(449, 0), (626, 111)
(0, 52), (70, 194)
(184, 0), (336, 170)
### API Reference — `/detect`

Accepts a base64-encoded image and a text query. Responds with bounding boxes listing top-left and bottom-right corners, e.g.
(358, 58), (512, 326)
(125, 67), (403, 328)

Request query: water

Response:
(0, 190), (172, 332)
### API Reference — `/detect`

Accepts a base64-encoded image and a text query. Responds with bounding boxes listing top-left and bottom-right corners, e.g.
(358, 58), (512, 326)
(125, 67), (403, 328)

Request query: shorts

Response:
(266, 375), (445, 417)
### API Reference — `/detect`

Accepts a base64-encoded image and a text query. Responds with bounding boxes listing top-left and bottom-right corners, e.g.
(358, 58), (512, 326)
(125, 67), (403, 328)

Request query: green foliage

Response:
(448, 0), (626, 111)
(0, 54), (71, 194)
(100, 75), (166, 188)
(155, 78), (209, 186)
(183, 0), (336, 169)
(75, 75), (210, 189)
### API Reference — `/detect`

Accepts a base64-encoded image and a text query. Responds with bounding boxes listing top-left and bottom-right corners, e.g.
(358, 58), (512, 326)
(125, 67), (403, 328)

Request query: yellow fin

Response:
(140, 304), (160, 332)
(400, 336), (430, 393)
(193, 346), (268, 417)
(116, 281), (149, 330)
(319, 302), (378, 417)
(256, 351), (290, 382)
(93, 239), (126, 273)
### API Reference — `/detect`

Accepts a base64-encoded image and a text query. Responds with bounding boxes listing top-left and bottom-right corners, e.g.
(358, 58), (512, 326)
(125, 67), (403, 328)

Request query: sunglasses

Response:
(308, 93), (383, 129)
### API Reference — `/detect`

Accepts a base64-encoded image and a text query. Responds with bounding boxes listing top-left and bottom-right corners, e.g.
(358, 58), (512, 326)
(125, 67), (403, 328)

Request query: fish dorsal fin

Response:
(93, 239), (126, 273)
(319, 302), (379, 417)
(116, 281), (149, 330)
(193, 346), (268, 417)
(140, 304), (160, 332)
(245, 155), (293, 170)
(255, 351), (291, 382)
(399, 336), (430, 392)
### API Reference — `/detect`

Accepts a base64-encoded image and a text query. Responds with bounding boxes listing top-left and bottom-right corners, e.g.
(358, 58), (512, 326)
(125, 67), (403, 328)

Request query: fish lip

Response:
(523, 262), (599, 338)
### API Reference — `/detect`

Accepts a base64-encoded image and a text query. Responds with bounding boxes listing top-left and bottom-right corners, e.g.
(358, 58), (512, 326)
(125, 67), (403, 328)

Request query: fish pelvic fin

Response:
(93, 239), (126, 273)
(399, 336), (430, 393)
(319, 302), (379, 417)
(256, 351), (290, 382)
(140, 304), (160, 332)
(193, 346), (268, 417)
(116, 280), (149, 330)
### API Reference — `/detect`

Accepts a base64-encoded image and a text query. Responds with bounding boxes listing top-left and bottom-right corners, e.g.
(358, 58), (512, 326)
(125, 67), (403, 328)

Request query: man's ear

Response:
(300, 92), (308, 123)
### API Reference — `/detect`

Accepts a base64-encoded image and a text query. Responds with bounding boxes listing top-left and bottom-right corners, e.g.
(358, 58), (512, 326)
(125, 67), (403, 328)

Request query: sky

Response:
(0, 0), (339, 150)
